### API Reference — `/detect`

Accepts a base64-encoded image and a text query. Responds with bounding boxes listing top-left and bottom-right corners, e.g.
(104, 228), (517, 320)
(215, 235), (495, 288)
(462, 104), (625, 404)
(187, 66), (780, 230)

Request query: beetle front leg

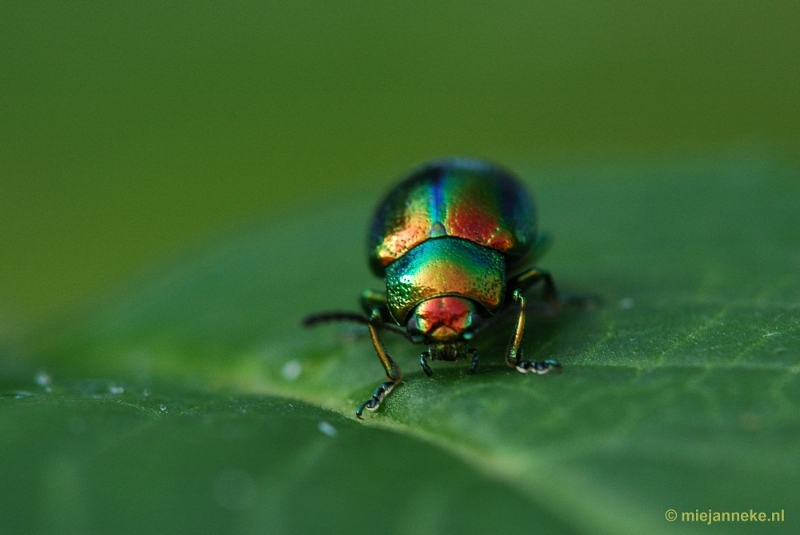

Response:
(360, 289), (395, 324)
(506, 290), (562, 374)
(356, 309), (403, 419)
(420, 351), (433, 377)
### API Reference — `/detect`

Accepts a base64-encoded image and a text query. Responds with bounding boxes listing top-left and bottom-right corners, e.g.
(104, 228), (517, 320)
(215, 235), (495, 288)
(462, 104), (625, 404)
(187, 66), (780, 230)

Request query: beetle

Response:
(304, 158), (561, 419)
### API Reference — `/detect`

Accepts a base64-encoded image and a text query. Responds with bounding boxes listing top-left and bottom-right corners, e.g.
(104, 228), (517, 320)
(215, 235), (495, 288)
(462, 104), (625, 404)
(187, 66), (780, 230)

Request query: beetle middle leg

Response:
(505, 290), (561, 375)
(510, 266), (600, 309)
(509, 267), (558, 304)
(356, 309), (403, 419)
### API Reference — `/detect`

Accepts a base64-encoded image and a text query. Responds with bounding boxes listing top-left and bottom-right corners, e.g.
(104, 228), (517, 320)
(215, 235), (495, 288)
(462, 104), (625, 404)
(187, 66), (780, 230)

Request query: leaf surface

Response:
(3, 151), (799, 534)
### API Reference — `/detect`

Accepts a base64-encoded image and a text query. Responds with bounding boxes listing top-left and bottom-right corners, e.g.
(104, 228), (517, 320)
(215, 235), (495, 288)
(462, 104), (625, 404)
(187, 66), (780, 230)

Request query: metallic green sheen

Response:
(385, 237), (506, 323)
(368, 158), (537, 276)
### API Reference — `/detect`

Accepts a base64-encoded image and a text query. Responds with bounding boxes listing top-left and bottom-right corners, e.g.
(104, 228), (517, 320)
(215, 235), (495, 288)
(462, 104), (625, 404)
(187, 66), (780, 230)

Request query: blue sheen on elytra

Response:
(368, 159), (537, 277)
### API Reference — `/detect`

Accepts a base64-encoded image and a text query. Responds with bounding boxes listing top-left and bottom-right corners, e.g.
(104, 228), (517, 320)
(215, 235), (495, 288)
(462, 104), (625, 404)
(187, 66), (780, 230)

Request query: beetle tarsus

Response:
(355, 380), (397, 419)
(515, 358), (561, 374)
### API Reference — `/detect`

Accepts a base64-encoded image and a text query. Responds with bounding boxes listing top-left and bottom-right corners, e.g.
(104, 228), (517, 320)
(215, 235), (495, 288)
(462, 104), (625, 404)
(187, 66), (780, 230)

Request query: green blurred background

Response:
(1, 0), (798, 323)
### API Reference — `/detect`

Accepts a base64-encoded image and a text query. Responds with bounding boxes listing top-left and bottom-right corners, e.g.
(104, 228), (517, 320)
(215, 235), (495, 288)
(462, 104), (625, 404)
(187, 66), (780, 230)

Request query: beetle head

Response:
(406, 296), (483, 344)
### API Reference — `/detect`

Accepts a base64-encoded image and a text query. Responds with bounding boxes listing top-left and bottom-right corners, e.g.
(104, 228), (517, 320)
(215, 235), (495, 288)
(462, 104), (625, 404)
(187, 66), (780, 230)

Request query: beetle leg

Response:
(505, 290), (562, 374)
(420, 350), (433, 377)
(356, 309), (403, 419)
(468, 348), (480, 374)
(360, 288), (387, 310)
(360, 289), (395, 324)
(508, 267), (558, 304)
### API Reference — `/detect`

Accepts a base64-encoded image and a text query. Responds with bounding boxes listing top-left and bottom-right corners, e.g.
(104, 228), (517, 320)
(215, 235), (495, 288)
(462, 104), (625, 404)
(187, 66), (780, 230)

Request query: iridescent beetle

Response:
(304, 158), (561, 418)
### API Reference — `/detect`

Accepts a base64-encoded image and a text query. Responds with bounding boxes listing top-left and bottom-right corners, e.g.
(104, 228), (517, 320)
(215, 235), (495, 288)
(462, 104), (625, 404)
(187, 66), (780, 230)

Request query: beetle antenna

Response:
(302, 312), (370, 327)
(302, 311), (416, 341)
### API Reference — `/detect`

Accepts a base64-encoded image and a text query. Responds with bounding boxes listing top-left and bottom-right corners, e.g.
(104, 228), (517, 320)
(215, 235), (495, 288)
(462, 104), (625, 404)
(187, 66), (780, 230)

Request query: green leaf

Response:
(3, 150), (799, 535)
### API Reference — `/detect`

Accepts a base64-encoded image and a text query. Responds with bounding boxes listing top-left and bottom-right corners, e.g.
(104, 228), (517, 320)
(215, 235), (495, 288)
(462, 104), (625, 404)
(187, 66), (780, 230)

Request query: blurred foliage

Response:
(1, 152), (798, 534)
(1, 1), (799, 318)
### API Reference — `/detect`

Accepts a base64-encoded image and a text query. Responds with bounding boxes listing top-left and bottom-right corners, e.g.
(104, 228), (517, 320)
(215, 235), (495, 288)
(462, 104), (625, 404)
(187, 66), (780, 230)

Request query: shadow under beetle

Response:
(304, 158), (562, 419)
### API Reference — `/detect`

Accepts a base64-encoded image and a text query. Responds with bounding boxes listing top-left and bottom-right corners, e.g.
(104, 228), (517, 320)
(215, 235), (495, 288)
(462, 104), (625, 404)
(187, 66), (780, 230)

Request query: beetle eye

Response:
(461, 312), (482, 340)
(406, 317), (426, 343)
(468, 312), (483, 332)
(406, 316), (422, 336)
